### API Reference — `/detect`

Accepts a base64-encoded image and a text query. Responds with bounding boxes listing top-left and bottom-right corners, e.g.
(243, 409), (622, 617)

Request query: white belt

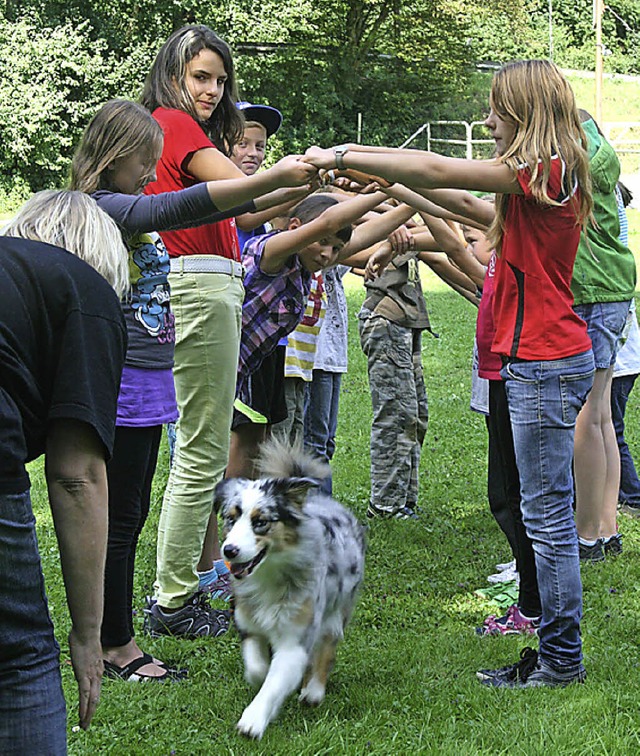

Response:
(170, 256), (244, 278)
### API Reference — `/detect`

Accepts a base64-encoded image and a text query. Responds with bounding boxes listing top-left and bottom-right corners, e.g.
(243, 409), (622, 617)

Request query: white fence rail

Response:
(401, 120), (640, 167)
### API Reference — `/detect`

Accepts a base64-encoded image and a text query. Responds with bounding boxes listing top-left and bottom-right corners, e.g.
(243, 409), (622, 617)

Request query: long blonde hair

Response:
(70, 100), (164, 194)
(2, 190), (130, 297)
(486, 60), (592, 253)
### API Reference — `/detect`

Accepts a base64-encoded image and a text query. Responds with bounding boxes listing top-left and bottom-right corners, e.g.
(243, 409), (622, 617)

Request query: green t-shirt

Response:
(571, 118), (636, 305)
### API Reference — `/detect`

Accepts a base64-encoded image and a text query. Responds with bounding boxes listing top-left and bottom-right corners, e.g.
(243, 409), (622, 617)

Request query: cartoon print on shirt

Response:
(130, 233), (174, 340)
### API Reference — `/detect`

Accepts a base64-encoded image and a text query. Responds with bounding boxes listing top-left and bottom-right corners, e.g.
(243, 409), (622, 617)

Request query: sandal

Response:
(103, 652), (187, 682)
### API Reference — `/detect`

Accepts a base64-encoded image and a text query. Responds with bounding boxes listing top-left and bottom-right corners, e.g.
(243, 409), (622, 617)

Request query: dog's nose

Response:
(223, 543), (239, 559)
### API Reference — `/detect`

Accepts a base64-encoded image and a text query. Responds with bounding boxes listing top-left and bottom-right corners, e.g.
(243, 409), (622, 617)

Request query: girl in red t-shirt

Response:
(305, 59), (596, 689)
(139, 26), (308, 637)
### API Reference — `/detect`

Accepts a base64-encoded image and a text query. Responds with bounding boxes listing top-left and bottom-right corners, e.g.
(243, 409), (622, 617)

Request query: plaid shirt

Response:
(238, 230), (312, 391)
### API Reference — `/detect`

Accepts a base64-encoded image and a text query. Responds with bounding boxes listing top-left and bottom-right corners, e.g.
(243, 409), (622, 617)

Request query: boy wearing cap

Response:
(232, 102), (309, 252)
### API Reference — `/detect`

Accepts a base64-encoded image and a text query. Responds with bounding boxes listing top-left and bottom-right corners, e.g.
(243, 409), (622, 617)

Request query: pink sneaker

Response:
(476, 604), (540, 636)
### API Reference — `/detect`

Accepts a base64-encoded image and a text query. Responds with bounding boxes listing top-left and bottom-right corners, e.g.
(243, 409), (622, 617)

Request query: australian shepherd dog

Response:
(214, 439), (366, 740)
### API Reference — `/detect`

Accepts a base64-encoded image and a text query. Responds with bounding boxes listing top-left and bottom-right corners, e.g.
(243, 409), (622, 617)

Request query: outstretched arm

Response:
(45, 419), (109, 732)
(260, 190), (389, 273)
(304, 144), (521, 195)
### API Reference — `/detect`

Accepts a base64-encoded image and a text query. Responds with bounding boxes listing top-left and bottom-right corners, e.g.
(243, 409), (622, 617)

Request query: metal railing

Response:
(401, 120), (640, 169)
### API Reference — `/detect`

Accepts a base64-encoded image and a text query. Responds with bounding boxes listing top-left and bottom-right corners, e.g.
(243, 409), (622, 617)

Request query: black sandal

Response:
(103, 652), (187, 682)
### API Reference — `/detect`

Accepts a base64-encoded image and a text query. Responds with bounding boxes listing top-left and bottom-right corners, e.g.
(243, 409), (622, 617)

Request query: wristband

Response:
(334, 145), (349, 171)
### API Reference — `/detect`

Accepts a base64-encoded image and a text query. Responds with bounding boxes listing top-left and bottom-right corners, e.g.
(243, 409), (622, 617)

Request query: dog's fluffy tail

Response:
(257, 437), (331, 481)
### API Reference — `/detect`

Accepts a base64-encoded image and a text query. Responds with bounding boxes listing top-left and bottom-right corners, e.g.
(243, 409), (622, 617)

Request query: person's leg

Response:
(226, 423), (269, 479)
(359, 312), (418, 517)
(504, 351), (594, 673)
(304, 369), (339, 494)
(155, 269), (243, 609)
(102, 425), (161, 648)
(407, 329), (428, 509)
(272, 378), (307, 447)
(611, 374), (640, 507)
(489, 380), (541, 618)
(102, 427), (170, 676)
(574, 367), (618, 540)
(0, 490), (67, 755)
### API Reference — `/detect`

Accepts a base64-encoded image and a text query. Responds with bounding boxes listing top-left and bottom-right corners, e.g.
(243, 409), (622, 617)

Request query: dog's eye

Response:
(252, 518), (270, 533)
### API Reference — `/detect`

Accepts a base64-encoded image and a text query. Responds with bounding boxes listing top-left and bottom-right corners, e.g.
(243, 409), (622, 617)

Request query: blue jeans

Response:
(502, 350), (595, 672)
(304, 370), (343, 495)
(0, 490), (67, 755)
(611, 373), (640, 506)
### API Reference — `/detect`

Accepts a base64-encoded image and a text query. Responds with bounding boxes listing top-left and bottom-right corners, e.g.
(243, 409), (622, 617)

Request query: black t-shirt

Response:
(0, 237), (127, 494)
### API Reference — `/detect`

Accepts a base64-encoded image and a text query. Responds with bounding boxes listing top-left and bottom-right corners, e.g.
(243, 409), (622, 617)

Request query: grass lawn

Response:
(28, 213), (640, 754)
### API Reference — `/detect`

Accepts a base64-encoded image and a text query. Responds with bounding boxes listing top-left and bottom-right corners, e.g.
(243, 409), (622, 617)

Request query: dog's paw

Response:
(237, 705), (269, 740)
(299, 678), (326, 706)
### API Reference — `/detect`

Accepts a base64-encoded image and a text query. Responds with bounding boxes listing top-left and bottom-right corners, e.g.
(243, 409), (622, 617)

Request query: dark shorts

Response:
(232, 345), (288, 429)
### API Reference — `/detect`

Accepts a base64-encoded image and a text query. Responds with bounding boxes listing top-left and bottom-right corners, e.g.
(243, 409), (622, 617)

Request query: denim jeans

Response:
(611, 373), (640, 506)
(0, 490), (67, 755)
(304, 370), (343, 495)
(502, 349), (595, 672)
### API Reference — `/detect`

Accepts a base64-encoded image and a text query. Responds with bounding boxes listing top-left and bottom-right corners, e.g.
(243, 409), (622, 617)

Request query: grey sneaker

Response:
(618, 502), (640, 518)
(478, 647), (586, 688)
(143, 592), (230, 638)
(367, 503), (419, 520)
(579, 538), (605, 563)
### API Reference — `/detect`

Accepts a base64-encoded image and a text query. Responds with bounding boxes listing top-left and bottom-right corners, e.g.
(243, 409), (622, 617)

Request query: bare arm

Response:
(305, 144), (521, 195)
(417, 213), (487, 289)
(384, 184), (491, 228)
(341, 203), (416, 258)
(45, 419), (109, 732)
(417, 251), (480, 305)
(236, 186), (311, 230)
(260, 190), (388, 273)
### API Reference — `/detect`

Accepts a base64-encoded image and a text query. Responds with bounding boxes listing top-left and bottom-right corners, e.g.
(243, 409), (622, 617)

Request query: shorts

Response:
(574, 300), (632, 369)
(232, 345), (288, 429)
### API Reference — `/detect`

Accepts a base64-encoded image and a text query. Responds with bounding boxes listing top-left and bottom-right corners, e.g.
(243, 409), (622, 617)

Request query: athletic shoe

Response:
(477, 647), (586, 688)
(366, 503), (419, 520)
(579, 538), (605, 563)
(487, 565), (519, 584)
(495, 559), (516, 572)
(603, 533), (623, 557)
(200, 571), (232, 601)
(143, 592), (230, 638)
(476, 604), (540, 636)
(618, 502), (640, 518)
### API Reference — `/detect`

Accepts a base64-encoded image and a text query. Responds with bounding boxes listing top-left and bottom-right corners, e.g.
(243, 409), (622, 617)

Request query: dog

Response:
(214, 439), (366, 740)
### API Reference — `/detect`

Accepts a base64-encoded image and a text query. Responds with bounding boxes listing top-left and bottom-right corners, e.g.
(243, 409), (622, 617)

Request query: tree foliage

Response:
(0, 0), (638, 199)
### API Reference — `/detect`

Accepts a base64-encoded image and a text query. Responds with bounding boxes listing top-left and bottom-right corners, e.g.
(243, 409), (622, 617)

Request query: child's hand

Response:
(364, 244), (396, 281)
(303, 146), (337, 170)
(274, 155), (318, 186)
(387, 225), (414, 256)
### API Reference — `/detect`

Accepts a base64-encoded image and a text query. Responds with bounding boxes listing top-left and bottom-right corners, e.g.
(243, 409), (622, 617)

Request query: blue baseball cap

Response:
(236, 101), (283, 137)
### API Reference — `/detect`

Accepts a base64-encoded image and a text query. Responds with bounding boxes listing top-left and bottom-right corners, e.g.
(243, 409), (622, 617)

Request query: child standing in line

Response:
(139, 24), (318, 639)
(228, 193), (418, 478)
(303, 264), (351, 495)
(305, 59), (596, 687)
(70, 98), (315, 672)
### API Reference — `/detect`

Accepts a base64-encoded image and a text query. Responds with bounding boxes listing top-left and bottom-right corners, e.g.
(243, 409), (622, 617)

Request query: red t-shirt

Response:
(492, 157), (591, 361)
(144, 107), (240, 262)
(476, 253), (502, 380)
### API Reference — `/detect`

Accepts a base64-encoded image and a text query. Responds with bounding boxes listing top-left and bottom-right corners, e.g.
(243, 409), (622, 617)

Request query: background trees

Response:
(0, 0), (638, 202)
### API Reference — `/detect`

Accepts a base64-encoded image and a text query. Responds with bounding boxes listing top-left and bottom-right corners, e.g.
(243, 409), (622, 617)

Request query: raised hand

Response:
(273, 155), (319, 186)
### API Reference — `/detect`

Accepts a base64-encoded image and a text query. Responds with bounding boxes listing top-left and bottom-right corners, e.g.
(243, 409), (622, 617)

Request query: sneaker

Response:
(496, 559), (516, 572)
(477, 647), (539, 685)
(618, 502), (640, 518)
(200, 571), (232, 601)
(477, 647), (586, 688)
(487, 565), (519, 584)
(366, 503), (419, 520)
(476, 604), (540, 636)
(603, 533), (623, 557)
(143, 592), (230, 638)
(579, 538), (605, 563)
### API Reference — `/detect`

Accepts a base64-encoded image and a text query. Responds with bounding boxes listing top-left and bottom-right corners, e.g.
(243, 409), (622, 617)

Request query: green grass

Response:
(28, 224), (640, 754)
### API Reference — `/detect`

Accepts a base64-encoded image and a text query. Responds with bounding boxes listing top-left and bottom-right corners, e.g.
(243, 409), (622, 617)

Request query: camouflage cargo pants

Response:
(359, 311), (428, 515)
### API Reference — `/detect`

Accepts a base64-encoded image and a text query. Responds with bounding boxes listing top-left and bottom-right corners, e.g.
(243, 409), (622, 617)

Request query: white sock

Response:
(578, 536), (599, 547)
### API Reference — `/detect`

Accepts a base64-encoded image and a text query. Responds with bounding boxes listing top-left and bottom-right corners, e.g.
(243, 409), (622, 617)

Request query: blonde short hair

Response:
(2, 190), (130, 298)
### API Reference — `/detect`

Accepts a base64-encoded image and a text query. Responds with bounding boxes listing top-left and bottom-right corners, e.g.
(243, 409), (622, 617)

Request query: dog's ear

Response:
(272, 476), (319, 510)
(213, 478), (246, 513)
